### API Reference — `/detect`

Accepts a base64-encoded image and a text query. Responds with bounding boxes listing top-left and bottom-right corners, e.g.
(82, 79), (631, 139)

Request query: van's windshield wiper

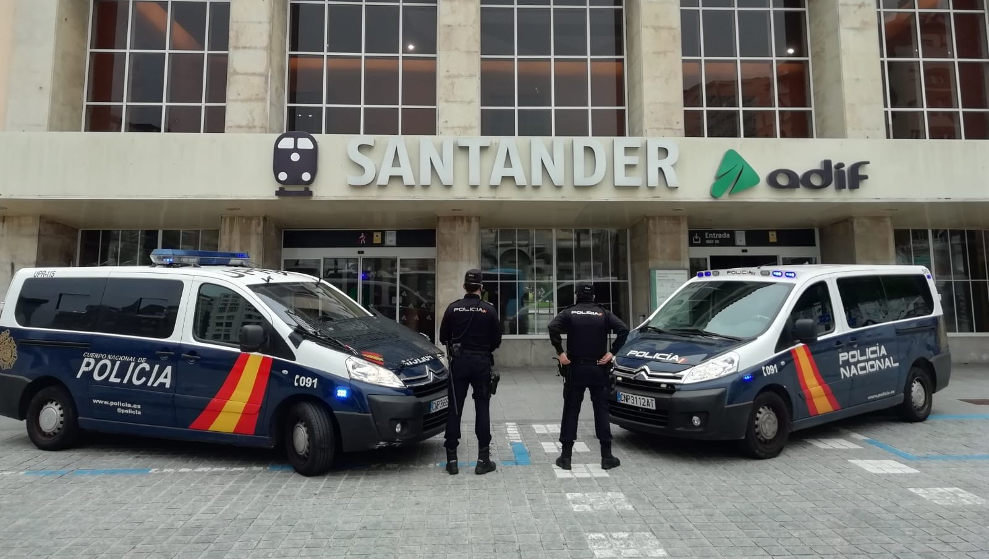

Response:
(668, 327), (744, 342)
(284, 309), (356, 355)
(639, 325), (678, 336)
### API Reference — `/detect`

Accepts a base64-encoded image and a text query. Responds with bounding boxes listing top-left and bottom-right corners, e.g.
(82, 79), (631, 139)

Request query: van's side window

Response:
(883, 275), (934, 320)
(837, 276), (887, 328)
(99, 279), (183, 339)
(777, 281), (834, 350)
(194, 284), (265, 346)
(15, 278), (107, 332)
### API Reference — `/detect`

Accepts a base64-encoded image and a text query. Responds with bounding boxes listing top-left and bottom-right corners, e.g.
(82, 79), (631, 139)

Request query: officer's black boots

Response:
(445, 448), (459, 475)
(555, 441), (574, 470)
(600, 441), (621, 470)
(475, 446), (497, 475)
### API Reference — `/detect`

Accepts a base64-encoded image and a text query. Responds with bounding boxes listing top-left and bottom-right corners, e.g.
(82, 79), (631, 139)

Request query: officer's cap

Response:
(464, 269), (483, 285)
(576, 283), (595, 301)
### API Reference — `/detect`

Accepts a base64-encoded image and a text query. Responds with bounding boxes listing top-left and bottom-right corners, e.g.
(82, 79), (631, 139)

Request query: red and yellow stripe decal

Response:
(790, 345), (840, 416)
(189, 353), (273, 435)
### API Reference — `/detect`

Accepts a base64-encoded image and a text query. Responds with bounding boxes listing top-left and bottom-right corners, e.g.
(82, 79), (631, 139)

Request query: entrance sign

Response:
(650, 269), (689, 310)
(346, 137), (680, 189)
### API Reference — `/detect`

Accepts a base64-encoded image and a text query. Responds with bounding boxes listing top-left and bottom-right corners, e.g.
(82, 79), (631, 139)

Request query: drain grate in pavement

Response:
(959, 398), (989, 405)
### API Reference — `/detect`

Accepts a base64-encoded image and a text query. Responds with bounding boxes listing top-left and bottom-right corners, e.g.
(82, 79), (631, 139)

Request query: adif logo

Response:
(711, 150), (759, 199)
(626, 350), (687, 364)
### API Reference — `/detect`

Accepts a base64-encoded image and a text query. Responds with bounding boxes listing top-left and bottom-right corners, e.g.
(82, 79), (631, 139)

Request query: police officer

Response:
(439, 269), (502, 475)
(548, 283), (629, 471)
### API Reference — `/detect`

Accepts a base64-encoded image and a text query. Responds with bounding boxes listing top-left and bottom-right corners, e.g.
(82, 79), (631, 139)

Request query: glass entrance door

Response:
(286, 255), (437, 342)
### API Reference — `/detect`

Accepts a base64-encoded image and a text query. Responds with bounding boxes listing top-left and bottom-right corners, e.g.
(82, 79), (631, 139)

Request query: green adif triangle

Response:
(710, 149), (760, 199)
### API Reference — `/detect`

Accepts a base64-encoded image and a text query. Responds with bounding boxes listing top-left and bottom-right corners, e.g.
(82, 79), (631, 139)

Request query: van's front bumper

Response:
(608, 384), (751, 441)
(334, 388), (449, 452)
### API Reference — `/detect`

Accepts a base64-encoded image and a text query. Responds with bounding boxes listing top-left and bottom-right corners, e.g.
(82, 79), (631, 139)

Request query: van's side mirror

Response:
(793, 318), (818, 344)
(239, 324), (267, 353)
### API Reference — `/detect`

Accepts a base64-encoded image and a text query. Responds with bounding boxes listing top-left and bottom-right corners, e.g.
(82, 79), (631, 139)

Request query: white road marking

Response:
(849, 459), (919, 474)
(586, 532), (666, 558)
(908, 487), (985, 505)
(505, 422), (523, 442)
(806, 438), (862, 449)
(532, 424), (561, 434)
(553, 464), (608, 478)
(567, 492), (633, 512)
(840, 429), (869, 440)
(541, 442), (590, 453)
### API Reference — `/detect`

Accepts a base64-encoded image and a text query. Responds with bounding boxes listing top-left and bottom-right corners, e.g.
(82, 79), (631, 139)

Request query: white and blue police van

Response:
(609, 265), (951, 458)
(0, 250), (450, 475)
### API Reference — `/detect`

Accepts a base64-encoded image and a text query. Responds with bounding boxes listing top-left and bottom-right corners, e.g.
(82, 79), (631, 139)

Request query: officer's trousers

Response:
(560, 363), (612, 444)
(444, 352), (492, 450)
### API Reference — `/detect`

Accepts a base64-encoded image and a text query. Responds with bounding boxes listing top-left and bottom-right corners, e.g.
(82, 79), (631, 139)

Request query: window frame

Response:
(479, 1), (629, 136)
(82, 0), (231, 133)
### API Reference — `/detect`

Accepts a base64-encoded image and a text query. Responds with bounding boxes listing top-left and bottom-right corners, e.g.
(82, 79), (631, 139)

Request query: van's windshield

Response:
(646, 280), (793, 340)
(251, 281), (369, 329)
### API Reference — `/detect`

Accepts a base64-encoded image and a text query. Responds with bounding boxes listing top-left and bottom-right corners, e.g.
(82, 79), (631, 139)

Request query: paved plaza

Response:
(0, 366), (987, 559)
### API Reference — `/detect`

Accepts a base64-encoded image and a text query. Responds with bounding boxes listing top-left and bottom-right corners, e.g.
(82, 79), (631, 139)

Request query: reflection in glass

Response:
(402, 108), (436, 135)
(743, 110), (776, 137)
(518, 60), (551, 107)
(128, 53), (165, 103)
(592, 109), (625, 136)
(777, 61), (809, 107)
(554, 9), (586, 56)
(206, 54), (228, 104)
(741, 61), (774, 107)
(365, 5), (399, 53)
(555, 109), (589, 136)
(590, 60), (624, 106)
(683, 61), (702, 107)
(209, 3), (229, 51)
(327, 4), (362, 53)
(685, 110), (704, 137)
(92, 0), (129, 50)
(707, 110), (740, 137)
(404, 6), (437, 54)
(287, 106), (323, 133)
(364, 57), (400, 106)
(928, 111), (961, 139)
(703, 10), (735, 57)
(518, 9), (551, 55)
(170, 1), (207, 50)
(883, 11), (918, 58)
(959, 62), (989, 109)
(589, 8), (623, 56)
(364, 107), (399, 135)
(167, 53), (204, 103)
(773, 10), (807, 57)
(890, 110), (925, 138)
(481, 109), (515, 135)
(779, 110), (811, 137)
(518, 109), (552, 135)
(919, 13), (952, 59)
(924, 62), (957, 108)
(481, 7), (514, 56)
(738, 11), (772, 57)
(88, 53), (126, 103)
(86, 105), (123, 132)
(126, 105), (162, 132)
(326, 106), (361, 134)
(288, 55), (323, 104)
(481, 59), (515, 107)
(290, 3), (324, 52)
(131, 1), (168, 50)
(555, 60), (588, 107)
(204, 106), (225, 132)
(165, 105), (201, 132)
(704, 61), (738, 107)
(680, 9), (700, 57)
(326, 57), (362, 105)
(963, 111), (989, 139)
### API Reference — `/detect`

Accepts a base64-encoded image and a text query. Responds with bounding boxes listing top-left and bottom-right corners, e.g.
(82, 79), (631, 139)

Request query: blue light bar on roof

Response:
(150, 249), (250, 267)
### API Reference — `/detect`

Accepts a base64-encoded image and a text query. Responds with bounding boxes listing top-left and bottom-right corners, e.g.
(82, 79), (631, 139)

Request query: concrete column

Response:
(436, 216), (480, 317)
(0, 216), (77, 293)
(436, 0), (480, 135)
(219, 216), (282, 270)
(625, 0), (684, 137)
(808, 0), (886, 138)
(225, 0), (287, 133)
(0, 1), (15, 129)
(820, 216), (895, 265)
(2, 0), (88, 131)
(629, 216), (688, 322)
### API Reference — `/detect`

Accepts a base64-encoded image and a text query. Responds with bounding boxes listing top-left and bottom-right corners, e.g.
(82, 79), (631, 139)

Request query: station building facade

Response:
(1, 0), (988, 366)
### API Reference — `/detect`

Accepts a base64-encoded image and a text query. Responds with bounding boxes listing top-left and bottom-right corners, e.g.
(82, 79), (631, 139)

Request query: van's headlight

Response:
(680, 352), (740, 384)
(345, 357), (405, 388)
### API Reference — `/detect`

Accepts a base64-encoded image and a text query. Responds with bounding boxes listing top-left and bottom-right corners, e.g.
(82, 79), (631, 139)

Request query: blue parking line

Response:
(266, 464), (295, 471)
(929, 414), (989, 420)
(865, 439), (989, 461)
(510, 441), (531, 466)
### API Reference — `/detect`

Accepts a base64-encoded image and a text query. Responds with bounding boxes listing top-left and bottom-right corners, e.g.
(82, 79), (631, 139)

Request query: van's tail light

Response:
(937, 316), (950, 353)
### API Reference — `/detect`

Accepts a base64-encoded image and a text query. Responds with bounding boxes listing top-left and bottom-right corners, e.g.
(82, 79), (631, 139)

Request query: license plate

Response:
(430, 396), (449, 413)
(617, 392), (656, 410)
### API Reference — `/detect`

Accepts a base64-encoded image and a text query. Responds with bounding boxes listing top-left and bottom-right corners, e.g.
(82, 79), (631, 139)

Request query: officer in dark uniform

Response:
(548, 283), (629, 470)
(439, 269), (503, 475)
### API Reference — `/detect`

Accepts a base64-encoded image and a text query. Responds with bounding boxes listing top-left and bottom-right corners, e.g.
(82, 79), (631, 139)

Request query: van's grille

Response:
(609, 401), (670, 427)
(423, 408), (449, 432)
(614, 377), (676, 394)
(408, 378), (446, 398)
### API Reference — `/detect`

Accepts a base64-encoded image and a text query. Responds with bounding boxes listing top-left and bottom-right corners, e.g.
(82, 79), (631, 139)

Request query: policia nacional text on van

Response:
(608, 265), (951, 458)
(0, 250), (454, 476)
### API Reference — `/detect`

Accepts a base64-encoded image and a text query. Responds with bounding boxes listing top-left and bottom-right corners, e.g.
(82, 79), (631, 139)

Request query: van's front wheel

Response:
(283, 402), (336, 476)
(741, 392), (790, 459)
(898, 367), (932, 422)
(26, 385), (80, 451)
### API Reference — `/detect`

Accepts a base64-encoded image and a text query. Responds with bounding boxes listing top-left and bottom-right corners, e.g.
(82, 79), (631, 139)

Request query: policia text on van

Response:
(609, 265), (950, 458)
(0, 250), (452, 476)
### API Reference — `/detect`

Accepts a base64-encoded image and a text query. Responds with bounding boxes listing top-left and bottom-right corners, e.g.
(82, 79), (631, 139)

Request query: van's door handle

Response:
(155, 350), (174, 359)
(181, 352), (201, 363)
(833, 340), (844, 347)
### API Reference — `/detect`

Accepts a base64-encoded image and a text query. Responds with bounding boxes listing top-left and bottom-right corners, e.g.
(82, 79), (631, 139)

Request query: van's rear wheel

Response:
(741, 392), (790, 459)
(898, 367), (932, 423)
(26, 385), (80, 451)
(283, 402), (336, 476)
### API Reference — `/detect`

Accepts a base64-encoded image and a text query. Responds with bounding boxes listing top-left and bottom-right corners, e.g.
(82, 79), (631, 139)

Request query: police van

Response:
(0, 251), (450, 475)
(609, 265), (950, 458)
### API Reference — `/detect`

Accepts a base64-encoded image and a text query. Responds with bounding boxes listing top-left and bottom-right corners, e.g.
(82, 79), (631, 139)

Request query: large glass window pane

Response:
(555, 109), (589, 135)
(774, 10), (807, 57)
(778, 110), (812, 137)
(402, 108), (435, 134)
(589, 8), (623, 56)
(967, 230), (988, 280)
(554, 9), (586, 56)
(481, 59), (515, 107)
(327, 4), (362, 53)
(209, 3), (229, 51)
(963, 111), (989, 138)
(704, 61), (738, 107)
(556, 229), (574, 282)
(886, 61), (922, 108)
(683, 61), (703, 107)
(911, 229), (932, 267)
(287, 105), (322, 133)
(949, 230), (970, 279)
(518, 9), (551, 56)
(707, 110), (740, 137)
(364, 107), (398, 135)
(131, 1), (168, 50)
(118, 230), (141, 266)
(518, 60), (551, 107)
(591, 109), (625, 136)
(685, 110), (704, 136)
(890, 110), (926, 138)
(170, 2), (206, 51)
(91, 0), (129, 50)
(481, 109), (515, 135)
(79, 230), (101, 266)
(590, 60), (624, 106)
(326, 106), (360, 134)
(165, 105), (201, 132)
(954, 13), (988, 60)
(932, 229), (952, 278)
(88, 53), (126, 103)
(326, 57), (362, 105)
(591, 229), (610, 279)
(403, 6), (437, 55)
(738, 11), (772, 57)
(181, 230), (200, 251)
(365, 6), (399, 53)
(741, 61), (774, 107)
(919, 12), (953, 59)
(743, 110), (776, 137)
(974, 281), (989, 332)
(288, 55), (323, 104)
(100, 229), (121, 266)
(959, 63), (989, 109)
(167, 53), (204, 104)
(777, 61), (810, 107)
(702, 10), (736, 57)
(928, 110), (961, 139)
(364, 57), (400, 106)
(481, 7), (514, 56)
(681, 9), (701, 58)
(128, 53), (165, 103)
(126, 105), (162, 132)
(954, 281), (975, 332)
(403, 58), (436, 106)
(883, 11), (918, 58)
(895, 229), (912, 264)
(204, 106), (225, 132)
(200, 230), (218, 252)
(518, 109), (552, 135)
(923, 62), (958, 108)
(555, 60), (588, 107)
(290, 3), (325, 52)
(205, 54), (227, 104)
(534, 230), (553, 282)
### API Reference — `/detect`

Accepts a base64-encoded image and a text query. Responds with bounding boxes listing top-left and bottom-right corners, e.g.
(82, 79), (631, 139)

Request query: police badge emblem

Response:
(0, 330), (17, 370)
